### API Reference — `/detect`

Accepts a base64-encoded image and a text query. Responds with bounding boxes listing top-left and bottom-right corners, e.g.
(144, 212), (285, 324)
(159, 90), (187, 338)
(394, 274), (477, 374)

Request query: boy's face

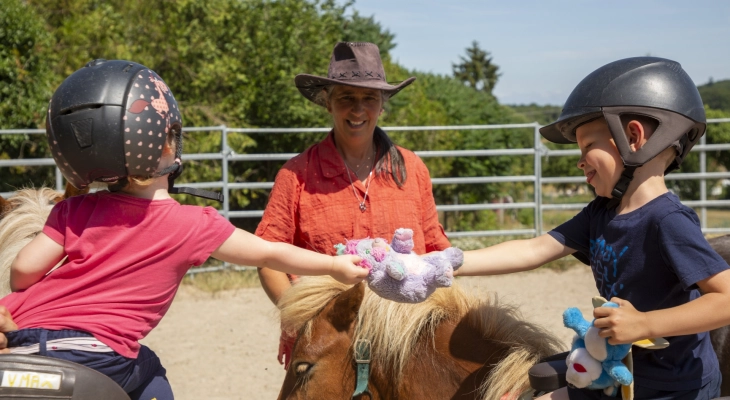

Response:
(575, 119), (624, 198)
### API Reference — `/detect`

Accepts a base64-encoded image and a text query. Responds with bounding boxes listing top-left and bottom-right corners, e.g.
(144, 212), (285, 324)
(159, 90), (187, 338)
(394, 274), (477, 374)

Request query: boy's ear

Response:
(626, 120), (646, 151)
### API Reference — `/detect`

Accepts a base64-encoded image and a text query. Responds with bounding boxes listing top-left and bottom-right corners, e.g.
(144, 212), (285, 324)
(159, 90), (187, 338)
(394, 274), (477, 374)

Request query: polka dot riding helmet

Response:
(46, 59), (183, 189)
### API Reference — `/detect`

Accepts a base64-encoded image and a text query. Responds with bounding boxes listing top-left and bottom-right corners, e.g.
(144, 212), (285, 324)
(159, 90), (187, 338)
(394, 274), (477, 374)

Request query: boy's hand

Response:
(329, 255), (368, 284)
(593, 297), (650, 345)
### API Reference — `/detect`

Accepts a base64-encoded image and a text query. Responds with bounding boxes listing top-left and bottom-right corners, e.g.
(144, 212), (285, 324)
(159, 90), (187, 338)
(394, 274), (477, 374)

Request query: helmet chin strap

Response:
(606, 166), (637, 210)
(157, 131), (224, 202)
(163, 161), (224, 202)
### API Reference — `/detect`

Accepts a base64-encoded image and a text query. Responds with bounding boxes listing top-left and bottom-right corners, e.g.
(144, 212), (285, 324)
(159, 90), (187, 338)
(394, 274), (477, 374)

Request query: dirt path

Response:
(141, 265), (597, 399)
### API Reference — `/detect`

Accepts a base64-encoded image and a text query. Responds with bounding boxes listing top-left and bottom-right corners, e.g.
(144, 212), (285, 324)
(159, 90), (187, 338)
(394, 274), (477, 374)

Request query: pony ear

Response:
(327, 282), (365, 332)
(0, 195), (9, 216)
(61, 182), (89, 201)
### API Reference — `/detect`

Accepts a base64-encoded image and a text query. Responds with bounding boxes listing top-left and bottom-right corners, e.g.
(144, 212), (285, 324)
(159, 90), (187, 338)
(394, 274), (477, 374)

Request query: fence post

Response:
(221, 125), (230, 220)
(700, 132), (707, 229)
(55, 167), (63, 191)
(534, 123), (543, 236)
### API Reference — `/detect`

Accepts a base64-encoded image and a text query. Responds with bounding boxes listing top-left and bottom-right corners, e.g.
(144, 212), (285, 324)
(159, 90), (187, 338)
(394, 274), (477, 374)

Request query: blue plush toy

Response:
(563, 302), (633, 397)
(335, 228), (463, 303)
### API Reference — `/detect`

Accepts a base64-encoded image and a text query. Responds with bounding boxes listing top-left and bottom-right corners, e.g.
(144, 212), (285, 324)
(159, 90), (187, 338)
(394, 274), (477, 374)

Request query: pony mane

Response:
(0, 188), (63, 297)
(278, 276), (563, 400)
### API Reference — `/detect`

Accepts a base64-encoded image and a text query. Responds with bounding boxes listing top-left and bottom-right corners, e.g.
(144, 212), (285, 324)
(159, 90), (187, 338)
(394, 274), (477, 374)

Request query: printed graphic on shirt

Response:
(589, 238), (628, 299)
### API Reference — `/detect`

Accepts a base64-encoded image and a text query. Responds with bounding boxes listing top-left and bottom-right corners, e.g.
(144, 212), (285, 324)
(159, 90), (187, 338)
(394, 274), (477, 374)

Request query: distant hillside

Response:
(507, 104), (562, 125)
(699, 79), (730, 112)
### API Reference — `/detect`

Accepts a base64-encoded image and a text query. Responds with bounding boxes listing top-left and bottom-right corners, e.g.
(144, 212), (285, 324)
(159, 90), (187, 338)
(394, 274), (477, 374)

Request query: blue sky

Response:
(346, 1), (730, 105)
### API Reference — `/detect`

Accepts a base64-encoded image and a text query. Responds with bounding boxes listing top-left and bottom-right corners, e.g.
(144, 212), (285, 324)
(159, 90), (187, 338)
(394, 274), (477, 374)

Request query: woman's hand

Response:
(329, 255), (368, 284)
(592, 297), (650, 345)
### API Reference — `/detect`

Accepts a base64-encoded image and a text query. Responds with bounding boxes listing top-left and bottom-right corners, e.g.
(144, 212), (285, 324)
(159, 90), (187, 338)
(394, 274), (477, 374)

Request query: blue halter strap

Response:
(352, 339), (372, 398)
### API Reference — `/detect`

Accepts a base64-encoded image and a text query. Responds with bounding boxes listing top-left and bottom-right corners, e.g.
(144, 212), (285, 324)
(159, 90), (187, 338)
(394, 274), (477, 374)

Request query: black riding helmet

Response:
(46, 60), (222, 201)
(46, 59), (183, 190)
(540, 57), (706, 207)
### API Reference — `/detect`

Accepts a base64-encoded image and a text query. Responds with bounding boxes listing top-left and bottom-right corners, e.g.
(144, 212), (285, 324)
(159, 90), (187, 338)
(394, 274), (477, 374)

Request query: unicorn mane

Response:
(278, 276), (563, 400)
(0, 188), (63, 297)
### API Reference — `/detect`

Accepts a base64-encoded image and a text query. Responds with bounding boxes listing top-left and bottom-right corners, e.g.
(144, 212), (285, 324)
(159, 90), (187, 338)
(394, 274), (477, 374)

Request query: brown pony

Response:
(709, 234), (730, 396)
(276, 276), (564, 400)
(0, 184), (87, 297)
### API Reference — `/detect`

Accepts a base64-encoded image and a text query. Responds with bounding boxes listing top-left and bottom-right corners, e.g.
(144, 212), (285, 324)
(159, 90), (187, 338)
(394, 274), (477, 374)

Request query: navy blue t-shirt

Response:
(549, 192), (728, 391)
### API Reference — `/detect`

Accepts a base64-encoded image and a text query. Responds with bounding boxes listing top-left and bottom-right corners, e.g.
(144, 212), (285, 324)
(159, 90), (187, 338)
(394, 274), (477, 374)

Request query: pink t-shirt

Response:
(0, 191), (235, 358)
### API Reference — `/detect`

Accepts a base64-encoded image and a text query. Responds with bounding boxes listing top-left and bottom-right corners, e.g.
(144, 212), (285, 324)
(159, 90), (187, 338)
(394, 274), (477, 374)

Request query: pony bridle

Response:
(352, 339), (372, 398)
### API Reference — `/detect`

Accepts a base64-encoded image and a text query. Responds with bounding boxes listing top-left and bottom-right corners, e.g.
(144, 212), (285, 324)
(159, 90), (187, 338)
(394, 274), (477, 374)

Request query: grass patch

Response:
(182, 267), (261, 293)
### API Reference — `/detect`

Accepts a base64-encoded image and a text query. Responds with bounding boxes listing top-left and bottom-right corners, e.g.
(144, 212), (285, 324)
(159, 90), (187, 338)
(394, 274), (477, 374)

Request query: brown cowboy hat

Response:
(295, 42), (416, 106)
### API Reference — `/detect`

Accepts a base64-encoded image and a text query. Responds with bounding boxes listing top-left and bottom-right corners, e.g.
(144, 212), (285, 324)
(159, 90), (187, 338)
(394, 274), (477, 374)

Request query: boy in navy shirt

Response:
(458, 57), (730, 399)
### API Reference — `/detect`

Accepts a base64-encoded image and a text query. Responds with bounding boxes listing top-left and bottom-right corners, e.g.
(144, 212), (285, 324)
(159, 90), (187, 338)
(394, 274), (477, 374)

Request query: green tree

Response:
(699, 79), (730, 112)
(452, 40), (500, 95)
(0, 0), (57, 191)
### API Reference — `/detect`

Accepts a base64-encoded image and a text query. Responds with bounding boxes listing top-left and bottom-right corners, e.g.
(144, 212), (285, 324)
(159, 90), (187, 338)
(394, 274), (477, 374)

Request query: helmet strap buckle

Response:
(606, 166), (637, 210)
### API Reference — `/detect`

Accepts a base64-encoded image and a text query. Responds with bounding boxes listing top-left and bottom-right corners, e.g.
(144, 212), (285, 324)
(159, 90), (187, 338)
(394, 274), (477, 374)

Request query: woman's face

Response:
(326, 85), (383, 140)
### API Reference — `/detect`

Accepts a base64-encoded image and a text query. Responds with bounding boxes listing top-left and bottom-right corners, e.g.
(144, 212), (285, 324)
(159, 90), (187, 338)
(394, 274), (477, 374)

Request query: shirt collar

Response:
(319, 128), (384, 179)
(319, 130), (347, 178)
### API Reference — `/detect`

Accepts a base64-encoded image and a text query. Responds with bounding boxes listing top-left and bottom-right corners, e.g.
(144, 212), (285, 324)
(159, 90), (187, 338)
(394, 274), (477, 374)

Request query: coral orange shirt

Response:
(255, 129), (450, 259)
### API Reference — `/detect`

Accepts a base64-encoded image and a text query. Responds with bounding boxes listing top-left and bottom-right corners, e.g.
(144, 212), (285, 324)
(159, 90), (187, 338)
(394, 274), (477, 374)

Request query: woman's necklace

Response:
(340, 146), (376, 212)
(345, 164), (373, 212)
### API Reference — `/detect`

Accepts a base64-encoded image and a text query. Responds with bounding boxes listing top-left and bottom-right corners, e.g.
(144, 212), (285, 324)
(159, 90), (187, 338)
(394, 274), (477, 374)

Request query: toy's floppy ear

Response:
(563, 307), (591, 337)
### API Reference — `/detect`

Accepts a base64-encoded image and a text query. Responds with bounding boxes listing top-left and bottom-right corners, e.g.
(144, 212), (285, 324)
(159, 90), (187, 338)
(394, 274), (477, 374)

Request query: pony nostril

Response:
(573, 363), (587, 373)
(295, 362), (312, 376)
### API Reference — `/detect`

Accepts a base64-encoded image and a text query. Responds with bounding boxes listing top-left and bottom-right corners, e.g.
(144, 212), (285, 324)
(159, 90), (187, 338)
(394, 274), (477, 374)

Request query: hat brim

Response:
(294, 74), (416, 106)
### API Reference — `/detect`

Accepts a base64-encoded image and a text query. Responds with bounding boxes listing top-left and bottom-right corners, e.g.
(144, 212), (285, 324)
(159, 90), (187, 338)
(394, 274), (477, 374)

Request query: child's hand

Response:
(0, 306), (18, 354)
(330, 255), (368, 284)
(593, 297), (650, 345)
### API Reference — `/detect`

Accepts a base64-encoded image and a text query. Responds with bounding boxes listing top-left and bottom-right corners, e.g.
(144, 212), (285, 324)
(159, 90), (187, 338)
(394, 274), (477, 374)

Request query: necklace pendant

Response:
(359, 203), (367, 212)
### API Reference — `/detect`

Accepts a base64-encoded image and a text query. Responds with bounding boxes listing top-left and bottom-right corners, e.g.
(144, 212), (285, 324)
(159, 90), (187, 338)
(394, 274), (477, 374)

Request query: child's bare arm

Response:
(211, 229), (368, 284)
(455, 234), (575, 276)
(594, 269), (730, 344)
(10, 233), (66, 291)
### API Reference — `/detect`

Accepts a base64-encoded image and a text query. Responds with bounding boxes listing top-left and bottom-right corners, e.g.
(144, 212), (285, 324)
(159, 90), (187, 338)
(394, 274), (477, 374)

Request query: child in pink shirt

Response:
(0, 59), (367, 400)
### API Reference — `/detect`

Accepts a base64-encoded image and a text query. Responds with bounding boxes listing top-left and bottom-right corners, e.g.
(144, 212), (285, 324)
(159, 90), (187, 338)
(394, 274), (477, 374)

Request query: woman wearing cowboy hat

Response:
(255, 41), (451, 368)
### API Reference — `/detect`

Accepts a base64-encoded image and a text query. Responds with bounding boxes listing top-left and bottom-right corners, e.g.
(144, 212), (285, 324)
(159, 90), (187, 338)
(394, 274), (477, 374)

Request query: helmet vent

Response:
(70, 118), (94, 149)
(688, 128), (699, 142)
(60, 104), (103, 116)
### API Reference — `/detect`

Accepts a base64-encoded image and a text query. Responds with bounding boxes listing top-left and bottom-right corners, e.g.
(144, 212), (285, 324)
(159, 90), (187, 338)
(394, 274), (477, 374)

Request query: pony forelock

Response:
(278, 276), (563, 399)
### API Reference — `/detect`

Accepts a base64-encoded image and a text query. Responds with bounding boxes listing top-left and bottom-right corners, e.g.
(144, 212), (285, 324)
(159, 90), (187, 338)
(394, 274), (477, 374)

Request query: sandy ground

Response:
(141, 265), (598, 400)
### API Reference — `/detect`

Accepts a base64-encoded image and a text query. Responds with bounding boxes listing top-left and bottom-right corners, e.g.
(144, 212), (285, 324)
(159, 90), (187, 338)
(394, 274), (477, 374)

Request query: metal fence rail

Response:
(3, 119), (730, 272)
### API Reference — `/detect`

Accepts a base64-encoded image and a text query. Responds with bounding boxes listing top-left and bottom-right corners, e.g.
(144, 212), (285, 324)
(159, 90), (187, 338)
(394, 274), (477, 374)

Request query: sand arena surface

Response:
(141, 265), (597, 399)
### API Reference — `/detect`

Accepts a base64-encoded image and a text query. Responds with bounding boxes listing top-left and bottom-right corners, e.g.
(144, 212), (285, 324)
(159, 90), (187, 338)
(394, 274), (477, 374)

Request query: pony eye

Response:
(294, 362), (312, 376)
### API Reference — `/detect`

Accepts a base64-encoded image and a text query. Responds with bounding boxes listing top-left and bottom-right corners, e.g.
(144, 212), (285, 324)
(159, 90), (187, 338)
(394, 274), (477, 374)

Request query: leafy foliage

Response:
(452, 40), (500, 95)
(0, 0), (56, 190)
(508, 103), (562, 125)
(699, 79), (730, 112)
